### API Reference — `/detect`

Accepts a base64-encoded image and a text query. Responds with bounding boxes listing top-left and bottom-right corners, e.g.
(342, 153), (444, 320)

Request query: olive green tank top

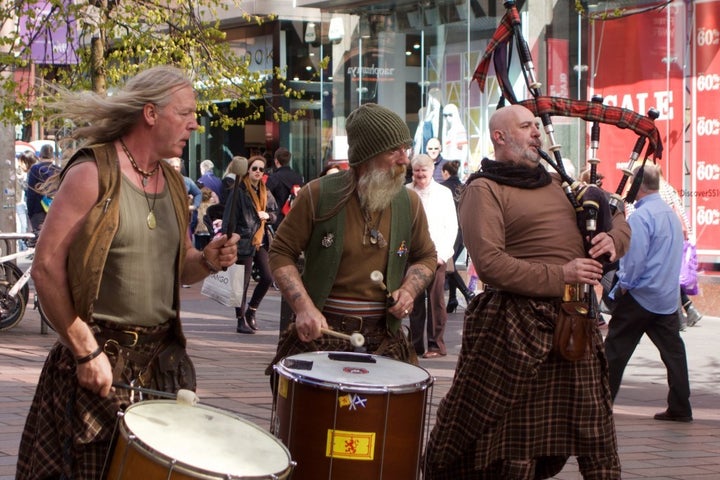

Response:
(93, 175), (179, 326)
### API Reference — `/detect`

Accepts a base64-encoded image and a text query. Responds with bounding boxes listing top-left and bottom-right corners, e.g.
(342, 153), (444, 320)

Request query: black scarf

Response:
(467, 157), (552, 189)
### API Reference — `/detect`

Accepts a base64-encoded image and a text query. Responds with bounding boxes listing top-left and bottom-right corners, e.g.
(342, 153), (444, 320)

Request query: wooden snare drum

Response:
(106, 400), (293, 479)
(272, 352), (433, 480)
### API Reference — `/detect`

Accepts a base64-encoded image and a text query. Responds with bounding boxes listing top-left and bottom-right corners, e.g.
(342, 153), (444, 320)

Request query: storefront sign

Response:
(589, 5), (685, 213)
(547, 38), (569, 98)
(20, 0), (78, 65)
(692, 0), (720, 254)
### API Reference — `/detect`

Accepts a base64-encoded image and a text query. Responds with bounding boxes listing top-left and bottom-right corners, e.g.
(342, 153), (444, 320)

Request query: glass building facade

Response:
(194, 1), (663, 187)
(292, 0), (586, 180)
(193, 1), (587, 182)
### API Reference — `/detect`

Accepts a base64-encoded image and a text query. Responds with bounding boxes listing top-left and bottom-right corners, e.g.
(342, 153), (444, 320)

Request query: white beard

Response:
(357, 163), (406, 212)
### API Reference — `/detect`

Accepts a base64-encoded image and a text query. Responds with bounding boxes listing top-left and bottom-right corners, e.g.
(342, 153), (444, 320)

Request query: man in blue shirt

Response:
(604, 164), (692, 422)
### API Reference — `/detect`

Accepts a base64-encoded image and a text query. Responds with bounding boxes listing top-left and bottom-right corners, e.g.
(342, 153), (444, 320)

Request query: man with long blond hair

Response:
(17, 66), (239, 480)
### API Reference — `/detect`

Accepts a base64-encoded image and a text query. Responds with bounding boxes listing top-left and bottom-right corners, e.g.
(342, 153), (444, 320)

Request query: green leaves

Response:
(2, 0), (306, 128)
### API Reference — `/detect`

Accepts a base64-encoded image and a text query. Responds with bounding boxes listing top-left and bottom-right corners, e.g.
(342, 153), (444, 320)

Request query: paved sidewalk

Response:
(1, 285), (719, 479)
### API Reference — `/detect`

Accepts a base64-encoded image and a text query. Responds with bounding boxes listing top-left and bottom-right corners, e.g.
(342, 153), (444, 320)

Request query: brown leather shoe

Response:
(654, 410), (692, 423)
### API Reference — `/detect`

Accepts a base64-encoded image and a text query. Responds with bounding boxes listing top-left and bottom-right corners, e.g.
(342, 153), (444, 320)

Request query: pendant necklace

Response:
(360, 204), (387, 248)
(120, 138), (160, 187)
(120, 139), (159, 229)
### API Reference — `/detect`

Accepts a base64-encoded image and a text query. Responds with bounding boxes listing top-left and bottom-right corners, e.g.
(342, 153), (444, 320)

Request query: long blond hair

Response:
(48, 65), (194, 151)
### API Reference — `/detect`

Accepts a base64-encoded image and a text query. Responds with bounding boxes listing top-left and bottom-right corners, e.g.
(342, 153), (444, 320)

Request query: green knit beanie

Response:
(346, 103), (412, 166)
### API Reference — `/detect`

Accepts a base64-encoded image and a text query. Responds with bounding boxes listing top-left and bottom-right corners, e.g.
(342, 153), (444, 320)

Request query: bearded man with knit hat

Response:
(267, 103), (437, 367)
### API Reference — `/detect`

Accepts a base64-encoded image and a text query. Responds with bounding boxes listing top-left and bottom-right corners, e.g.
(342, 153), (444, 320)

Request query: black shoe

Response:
(236, 317), (255, 334)
(654, 410), (692, 423)
(686, 305), (703, 327)
(446, 298), (458, 314)
(245, 307), (258, 331)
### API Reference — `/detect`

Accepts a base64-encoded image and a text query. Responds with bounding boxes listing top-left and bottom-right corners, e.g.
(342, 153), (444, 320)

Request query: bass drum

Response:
(273, 351), (434, 480)
(107, 400), (294, 480)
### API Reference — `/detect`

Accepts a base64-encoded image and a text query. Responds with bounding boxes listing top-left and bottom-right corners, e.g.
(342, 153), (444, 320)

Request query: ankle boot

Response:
(686, 304), (703, 327)
(448, 272), (475, 302)
(457, 280), (475, 303)
(245, 306), (258, 331)
(236, 316), (255, 334)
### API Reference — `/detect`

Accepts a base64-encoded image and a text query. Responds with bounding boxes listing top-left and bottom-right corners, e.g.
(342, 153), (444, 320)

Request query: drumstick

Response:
(320, 327), (365, 348)
(370, 270), (397, 306)
(112, 382), (199, 406)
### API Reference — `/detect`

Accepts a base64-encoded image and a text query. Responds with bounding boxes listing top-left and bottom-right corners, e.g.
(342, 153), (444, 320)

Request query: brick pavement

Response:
(1, 285), (719, 479)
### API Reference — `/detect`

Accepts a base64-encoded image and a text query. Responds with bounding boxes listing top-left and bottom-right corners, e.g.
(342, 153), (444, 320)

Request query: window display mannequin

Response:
(441, 103), (468, 170)
(414, 88), (443, 155)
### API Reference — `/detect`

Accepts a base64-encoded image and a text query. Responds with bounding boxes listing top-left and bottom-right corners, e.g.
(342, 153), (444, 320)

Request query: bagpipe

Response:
(474, 1), (665, 320)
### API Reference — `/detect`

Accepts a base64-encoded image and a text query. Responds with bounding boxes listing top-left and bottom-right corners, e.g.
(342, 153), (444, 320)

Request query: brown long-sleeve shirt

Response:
(459, 175), (630, 298)
(270, 179), (437, 303)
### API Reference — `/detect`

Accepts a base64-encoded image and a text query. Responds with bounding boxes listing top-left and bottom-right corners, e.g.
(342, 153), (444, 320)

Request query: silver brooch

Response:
(321, 233), (335, 248)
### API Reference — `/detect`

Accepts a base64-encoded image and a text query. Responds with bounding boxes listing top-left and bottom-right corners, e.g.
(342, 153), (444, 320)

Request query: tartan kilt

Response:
(424, 290), (619, 479)
(16, 323), (181, 480)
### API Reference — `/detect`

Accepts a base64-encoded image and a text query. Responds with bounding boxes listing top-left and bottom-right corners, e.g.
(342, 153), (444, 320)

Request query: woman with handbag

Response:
(223, 155), (278, 333)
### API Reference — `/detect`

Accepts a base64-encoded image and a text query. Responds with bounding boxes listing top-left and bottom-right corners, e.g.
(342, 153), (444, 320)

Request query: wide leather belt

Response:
(484, 283), (585, 302)
(93, 322), (170, 348)
(323, 312), (385, 336)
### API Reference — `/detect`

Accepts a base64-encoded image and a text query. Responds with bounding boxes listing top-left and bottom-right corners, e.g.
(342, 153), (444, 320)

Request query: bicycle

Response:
(0, 233), (50, 332)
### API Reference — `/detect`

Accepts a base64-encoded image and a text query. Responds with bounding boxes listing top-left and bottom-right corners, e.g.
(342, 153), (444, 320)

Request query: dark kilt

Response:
(424, 290), (620, 480)
(16, 323), (182, 480)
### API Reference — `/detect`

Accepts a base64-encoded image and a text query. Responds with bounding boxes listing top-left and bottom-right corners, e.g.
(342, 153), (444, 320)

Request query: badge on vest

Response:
(321, 232), (335, 248)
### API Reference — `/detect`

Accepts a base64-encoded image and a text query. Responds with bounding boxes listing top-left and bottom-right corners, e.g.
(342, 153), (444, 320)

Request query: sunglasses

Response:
(250, 166), (264, 172)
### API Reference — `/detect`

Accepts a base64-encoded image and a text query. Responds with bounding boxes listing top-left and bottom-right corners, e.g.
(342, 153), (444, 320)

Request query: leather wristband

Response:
(76, 346), (103, 365)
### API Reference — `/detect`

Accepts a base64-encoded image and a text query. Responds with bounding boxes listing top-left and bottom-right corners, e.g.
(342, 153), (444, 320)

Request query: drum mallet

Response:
(112, 382), (199, 406)
(370, 270), (397, 306)
(320, 328), (365, 348)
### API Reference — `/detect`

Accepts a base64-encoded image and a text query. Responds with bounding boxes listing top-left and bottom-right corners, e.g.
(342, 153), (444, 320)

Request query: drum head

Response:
(122, 401), (290, 477)
(276, 352), (432, 393)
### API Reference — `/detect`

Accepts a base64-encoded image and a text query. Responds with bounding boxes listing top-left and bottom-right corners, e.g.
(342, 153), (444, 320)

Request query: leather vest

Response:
(62, 143), (190, 344)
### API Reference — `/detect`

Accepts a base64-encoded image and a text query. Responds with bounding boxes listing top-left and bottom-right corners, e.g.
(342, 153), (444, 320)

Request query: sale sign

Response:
(588, 4), (684, 204)
(693, 0), (720, 254)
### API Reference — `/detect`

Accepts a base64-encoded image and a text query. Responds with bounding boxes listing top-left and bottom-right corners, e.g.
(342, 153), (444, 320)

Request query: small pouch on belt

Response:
(553, 301), (592, 361)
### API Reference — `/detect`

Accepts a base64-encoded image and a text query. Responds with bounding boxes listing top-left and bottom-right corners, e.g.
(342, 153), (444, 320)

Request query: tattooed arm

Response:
(387, 189), (438, 319)
(272, 264), (328, 341)
(388, 264), (435, 319)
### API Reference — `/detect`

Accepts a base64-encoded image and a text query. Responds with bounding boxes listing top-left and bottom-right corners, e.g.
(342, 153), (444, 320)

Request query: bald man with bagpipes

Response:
(424, 2), (664, 479)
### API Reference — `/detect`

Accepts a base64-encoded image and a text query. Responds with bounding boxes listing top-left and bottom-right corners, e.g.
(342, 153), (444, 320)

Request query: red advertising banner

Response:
(547, 38), (570, 98)
(588, 4), (685, 212)
(693, 0), (720, 254)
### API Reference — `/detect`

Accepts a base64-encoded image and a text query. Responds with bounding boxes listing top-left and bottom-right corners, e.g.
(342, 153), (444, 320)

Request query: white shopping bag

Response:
(200, 264), (244, 307)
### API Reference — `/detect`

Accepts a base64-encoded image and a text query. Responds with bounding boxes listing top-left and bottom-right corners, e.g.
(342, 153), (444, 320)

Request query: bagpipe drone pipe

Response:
(473, 1), (665, 319)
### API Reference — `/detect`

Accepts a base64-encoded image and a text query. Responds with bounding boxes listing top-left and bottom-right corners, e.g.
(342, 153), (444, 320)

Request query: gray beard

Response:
(357, 165), (405, 212)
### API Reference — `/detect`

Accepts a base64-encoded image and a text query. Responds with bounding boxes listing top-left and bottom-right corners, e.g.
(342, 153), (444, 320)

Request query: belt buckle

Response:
(122, 330), (139, 347)
(103, 339), (120, 354)
(563, 284), (583, 302)
(341, 315), (363, 333)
